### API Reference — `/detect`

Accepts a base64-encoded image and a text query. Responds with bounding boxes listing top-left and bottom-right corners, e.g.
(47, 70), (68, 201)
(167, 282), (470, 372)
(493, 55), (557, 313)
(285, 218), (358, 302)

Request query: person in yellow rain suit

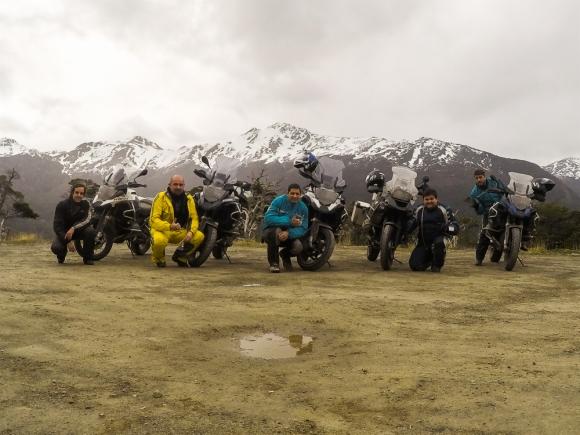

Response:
(150, 175), (205, 267)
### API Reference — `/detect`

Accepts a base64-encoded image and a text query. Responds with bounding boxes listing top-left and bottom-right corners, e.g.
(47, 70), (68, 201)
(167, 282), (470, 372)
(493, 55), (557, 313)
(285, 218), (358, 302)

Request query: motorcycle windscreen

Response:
(316, 187), (339, 206)
(203, 185), (225, 202)
(384, 166), (418, 203)
(507, 172), (533, 209)
(210, 155), (243, 187)
(105, 166), (127, 186)
(316, 157), (346, 190)
(95, 184), (116, 201)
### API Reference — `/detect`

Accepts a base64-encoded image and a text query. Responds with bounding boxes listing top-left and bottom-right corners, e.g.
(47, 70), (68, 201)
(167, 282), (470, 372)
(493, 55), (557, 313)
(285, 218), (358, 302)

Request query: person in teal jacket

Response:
(263, 183), (309, 273)
(469, 168), (506, 265)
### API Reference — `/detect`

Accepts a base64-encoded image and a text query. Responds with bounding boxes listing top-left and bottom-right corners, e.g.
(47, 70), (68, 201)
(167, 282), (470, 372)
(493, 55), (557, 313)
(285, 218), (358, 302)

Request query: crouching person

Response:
(263, 183), (308, 273)
(51, 182), (96, 265)
(407, 188), (459, 273)
(150, 175), (204, 267)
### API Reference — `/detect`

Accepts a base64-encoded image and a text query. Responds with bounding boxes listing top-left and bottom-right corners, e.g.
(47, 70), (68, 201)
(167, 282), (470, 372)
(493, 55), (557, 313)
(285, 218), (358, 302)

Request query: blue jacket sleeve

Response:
(289, 201), (309, 239)
(264, 196), (291, 229)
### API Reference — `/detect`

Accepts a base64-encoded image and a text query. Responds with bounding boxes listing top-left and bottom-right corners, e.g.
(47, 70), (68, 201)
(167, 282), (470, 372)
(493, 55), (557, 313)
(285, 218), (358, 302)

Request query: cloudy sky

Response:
(1, 0), (578, 164)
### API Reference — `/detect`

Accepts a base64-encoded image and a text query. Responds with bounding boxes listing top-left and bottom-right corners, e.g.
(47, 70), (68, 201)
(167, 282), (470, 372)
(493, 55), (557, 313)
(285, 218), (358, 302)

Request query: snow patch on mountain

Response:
(0, 138), (32, 156)
(543, 157), (580, 180)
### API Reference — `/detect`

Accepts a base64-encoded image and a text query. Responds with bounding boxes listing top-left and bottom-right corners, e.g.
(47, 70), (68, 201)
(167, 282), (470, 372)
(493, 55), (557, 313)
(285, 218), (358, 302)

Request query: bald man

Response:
(149, 175), (204, 267)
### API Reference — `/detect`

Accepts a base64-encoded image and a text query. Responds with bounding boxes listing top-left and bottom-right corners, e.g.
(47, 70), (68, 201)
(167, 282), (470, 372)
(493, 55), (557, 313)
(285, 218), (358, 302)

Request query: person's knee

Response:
(289, 239), (303, 255)
(83, 227), (97, 239)
(152, 231), (169, 248)
(51, 239), (65, 256)
(192, 230), (204, 246)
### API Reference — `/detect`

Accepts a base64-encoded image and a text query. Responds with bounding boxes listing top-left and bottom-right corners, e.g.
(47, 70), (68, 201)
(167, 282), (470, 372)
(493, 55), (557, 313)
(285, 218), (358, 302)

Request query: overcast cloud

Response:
(0, 0), (578, 164)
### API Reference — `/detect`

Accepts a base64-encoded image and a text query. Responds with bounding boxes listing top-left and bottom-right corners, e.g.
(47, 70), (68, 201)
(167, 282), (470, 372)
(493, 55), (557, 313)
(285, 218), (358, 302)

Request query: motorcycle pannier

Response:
(351, 201), (370, 226)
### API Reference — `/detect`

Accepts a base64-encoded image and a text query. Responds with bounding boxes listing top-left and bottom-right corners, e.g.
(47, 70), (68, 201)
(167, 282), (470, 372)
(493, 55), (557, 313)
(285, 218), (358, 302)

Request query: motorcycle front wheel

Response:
(75, 230), (113, 261)
(297, 227), (336, 271)
(379, 224), (397, 270)
(504, 227), (522, 271)
(188, 225), (218, 267)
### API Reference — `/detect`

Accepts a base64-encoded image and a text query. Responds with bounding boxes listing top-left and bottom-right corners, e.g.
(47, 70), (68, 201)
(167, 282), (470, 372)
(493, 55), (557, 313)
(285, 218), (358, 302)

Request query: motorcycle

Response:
(189, 155), (249, 266)
(352, 166), (429, 270)
(75, 167), (152, 261)
(294, 155), (348, 271)
(481, 172), (554, 271)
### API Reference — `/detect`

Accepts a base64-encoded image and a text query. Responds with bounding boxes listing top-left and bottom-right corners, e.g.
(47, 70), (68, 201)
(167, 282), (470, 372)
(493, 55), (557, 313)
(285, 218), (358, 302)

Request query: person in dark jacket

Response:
(262, 183), (309, 273)
(407, 188), (459, 272)
(51, 182), (96, 265)
(469, 169), (506, 265)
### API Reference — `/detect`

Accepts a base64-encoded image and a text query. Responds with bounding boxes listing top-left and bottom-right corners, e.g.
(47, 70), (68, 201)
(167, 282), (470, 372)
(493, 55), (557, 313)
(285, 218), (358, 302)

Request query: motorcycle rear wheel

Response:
(297, 227), (336, 271)
(379, 224), (396, 270)
(504, 227), (521, 271)
(188, 225), (218, 267)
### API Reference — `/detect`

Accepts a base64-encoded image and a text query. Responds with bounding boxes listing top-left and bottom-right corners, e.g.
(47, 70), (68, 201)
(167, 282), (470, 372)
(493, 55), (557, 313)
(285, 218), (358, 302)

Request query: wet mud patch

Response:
(239, 333), (314, 359)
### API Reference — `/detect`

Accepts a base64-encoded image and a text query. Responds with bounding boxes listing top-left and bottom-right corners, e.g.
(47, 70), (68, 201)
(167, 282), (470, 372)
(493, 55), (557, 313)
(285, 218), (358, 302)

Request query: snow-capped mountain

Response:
(0, 138), (31, 157)
(30, 122), (501, 175)
(50, 136), (168, 174)
(543, 157), (580, 180)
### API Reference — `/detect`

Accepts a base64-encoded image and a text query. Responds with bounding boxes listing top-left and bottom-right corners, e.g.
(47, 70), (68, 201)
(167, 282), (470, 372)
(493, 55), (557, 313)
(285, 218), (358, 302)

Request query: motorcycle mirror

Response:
(422, 175), (430, 183)
(138, 168), (148, 177)
(201, 156), (211, 168)
(194, 168), (207, 179)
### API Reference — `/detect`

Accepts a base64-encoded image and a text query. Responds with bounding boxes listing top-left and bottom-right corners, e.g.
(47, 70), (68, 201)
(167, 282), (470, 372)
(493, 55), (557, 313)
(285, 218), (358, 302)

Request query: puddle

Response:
(239, 333), (313, 359)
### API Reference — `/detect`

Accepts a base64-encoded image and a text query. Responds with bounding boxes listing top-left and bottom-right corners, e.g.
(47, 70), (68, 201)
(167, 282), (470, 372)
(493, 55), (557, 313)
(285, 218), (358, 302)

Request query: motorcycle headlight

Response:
(316, 187), (339, 206)
(509, 194), (531, 210)
(204, 185), (225, 202)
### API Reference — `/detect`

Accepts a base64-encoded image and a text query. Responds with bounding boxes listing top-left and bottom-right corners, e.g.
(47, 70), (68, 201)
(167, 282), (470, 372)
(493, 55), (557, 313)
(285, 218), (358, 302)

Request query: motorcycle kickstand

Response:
(327, 261), (332, 268)
(517, 256), (526, 267)
(224, 250), (232, 264)
(127, 241), (136, 257)
(393, 257), (403, 265)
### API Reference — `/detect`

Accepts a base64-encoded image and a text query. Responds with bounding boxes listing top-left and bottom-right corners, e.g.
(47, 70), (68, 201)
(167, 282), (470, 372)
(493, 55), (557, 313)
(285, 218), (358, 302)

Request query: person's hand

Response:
(184, 231), (193, 243)
(291, 216), (302, 227)
(278, 230), (289, 242)
(65, 227), (75, 241)
(170, 221), (181, 231)
(67, 241), (76, 252)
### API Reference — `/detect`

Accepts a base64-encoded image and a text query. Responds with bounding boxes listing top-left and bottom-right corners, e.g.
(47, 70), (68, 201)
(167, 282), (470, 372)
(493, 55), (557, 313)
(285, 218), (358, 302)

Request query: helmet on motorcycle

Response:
(293, 151), (319, 173)
(365, 170), (385, 193)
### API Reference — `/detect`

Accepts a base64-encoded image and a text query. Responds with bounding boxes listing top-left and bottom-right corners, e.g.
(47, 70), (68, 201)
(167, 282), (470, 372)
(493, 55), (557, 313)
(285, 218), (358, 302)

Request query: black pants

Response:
(409, 236), (446, 271)
(51, 226), (96, 261)
(263, 227), (303, 266)
(475, 215), (491, 262)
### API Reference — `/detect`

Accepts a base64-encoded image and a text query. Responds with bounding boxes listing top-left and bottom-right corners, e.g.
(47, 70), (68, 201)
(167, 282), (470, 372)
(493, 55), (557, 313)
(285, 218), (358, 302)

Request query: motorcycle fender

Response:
(310, 219), (320, 242)
(503, 223), (523, 249)
(200, 217), (218, 232)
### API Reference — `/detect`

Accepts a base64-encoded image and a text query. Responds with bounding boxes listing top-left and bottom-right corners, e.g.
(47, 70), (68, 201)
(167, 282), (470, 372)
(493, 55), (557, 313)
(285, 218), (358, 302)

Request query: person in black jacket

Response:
(407, 188), (459, 272)
(51, 182), (96, 265)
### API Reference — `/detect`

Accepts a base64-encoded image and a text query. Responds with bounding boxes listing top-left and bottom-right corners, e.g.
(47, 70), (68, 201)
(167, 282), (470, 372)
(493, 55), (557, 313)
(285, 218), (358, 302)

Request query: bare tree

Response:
(242, 168), (279, 240)
(0, 169), (39, 241)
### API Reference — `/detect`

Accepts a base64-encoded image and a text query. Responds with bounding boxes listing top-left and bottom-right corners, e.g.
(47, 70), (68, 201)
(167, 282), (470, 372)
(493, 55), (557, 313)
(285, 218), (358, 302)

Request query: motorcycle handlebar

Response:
(128, 182), (147, 188)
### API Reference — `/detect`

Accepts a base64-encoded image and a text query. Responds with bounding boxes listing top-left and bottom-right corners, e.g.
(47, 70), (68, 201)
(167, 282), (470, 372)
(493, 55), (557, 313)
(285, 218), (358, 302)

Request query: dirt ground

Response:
(0, 242), (579, 435)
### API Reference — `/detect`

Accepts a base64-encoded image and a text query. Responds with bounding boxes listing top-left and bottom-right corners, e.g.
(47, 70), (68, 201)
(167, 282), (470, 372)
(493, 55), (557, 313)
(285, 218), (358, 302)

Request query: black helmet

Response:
(293, 151), (319, 173)
(365, 170), (385, 193)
